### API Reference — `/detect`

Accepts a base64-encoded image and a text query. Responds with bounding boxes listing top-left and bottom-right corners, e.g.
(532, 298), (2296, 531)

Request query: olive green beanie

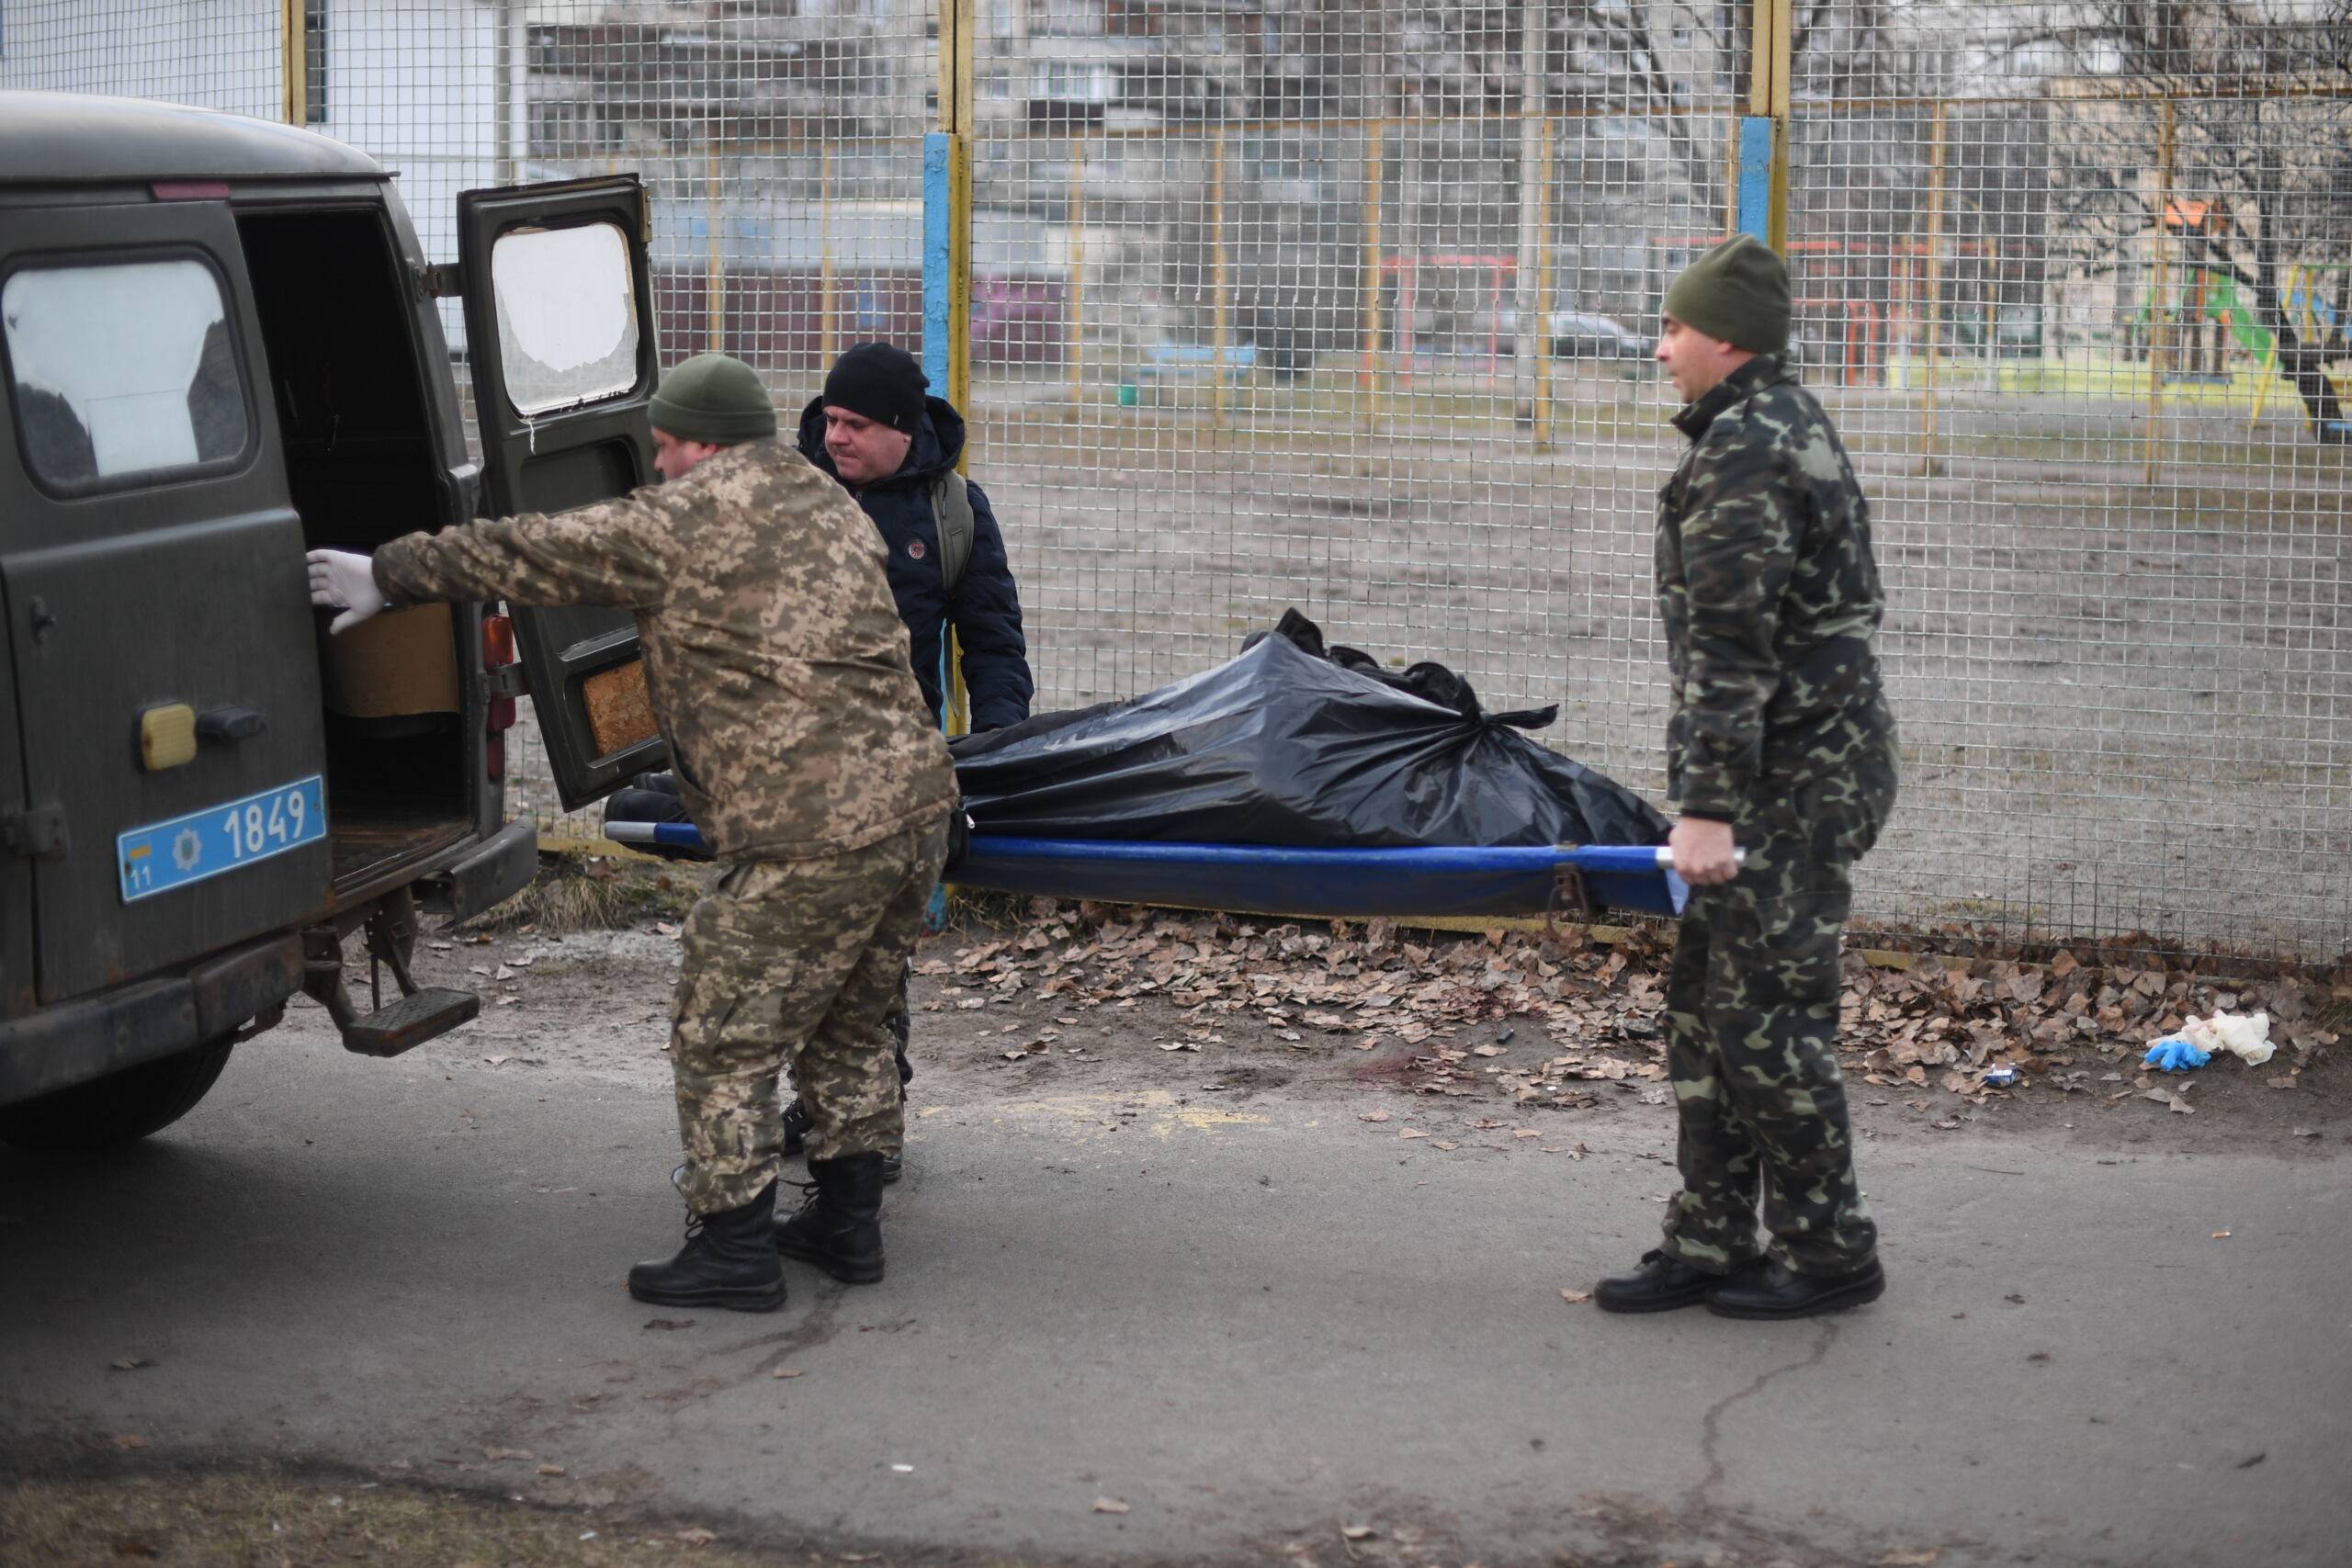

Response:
(648, 353), (778, 445)
(1662, 235), (1791, 355)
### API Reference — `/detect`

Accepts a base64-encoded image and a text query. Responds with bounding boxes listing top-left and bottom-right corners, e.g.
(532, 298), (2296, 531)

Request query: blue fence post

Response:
(1734, 116), (1777, 246)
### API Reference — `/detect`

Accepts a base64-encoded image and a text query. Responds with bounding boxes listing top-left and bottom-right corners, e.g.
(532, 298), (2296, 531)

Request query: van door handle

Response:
(198, 706), (269, 744)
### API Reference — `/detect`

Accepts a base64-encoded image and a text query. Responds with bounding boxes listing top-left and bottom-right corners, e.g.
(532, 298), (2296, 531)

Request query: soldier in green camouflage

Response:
(1593, 236), (1900, 1321)
(308, 353), (955, 1314)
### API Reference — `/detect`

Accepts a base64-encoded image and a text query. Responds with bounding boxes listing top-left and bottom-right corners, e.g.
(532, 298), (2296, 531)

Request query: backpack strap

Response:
(931, 470), (976, 596)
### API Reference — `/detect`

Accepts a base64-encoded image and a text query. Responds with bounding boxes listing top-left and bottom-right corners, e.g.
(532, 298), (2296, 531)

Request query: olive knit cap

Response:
(1662, 234), (1791, 355)
(648, 353), (778, 445)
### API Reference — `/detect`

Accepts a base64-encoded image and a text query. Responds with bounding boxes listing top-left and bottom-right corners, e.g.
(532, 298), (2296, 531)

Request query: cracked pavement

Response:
(3, 936), (2348, 1568)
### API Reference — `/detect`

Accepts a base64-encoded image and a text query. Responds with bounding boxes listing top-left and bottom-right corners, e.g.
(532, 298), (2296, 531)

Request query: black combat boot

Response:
(782, 1098), (901, 1184)
(1593, 1249), (1745, 1314)
(773, 1153), (888, 1284)
(627, 1182), (786, 1312)
(1706, 1258), (1885, 1320)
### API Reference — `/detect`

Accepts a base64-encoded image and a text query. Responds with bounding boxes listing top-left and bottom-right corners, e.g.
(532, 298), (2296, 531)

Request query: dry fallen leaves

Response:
(1559, 1289), (1591, 1304)
(1341, 1524), (1379, 1541)
(675, 1527), (718, 1547)
(1093, 1497), (1131, 1515)
(934, 902), (2343, 1134)
(108, 1434), (148, 1451)
(771, 1368), (806, 1379)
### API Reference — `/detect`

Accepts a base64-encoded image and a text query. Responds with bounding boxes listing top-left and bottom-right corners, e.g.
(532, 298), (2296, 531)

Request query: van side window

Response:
(3, 258), (249, 492)
(490, 222), (642, 416)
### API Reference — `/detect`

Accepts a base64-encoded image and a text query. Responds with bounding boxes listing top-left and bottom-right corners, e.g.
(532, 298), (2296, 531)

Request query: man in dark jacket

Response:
(797, 341), (1034, 732)
(771, 343), (1033, 1170)
(1593, 235), (1899, 1322)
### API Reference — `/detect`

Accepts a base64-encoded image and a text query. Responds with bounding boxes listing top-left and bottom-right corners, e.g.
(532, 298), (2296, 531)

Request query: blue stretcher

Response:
(600, 822), (1690, 920)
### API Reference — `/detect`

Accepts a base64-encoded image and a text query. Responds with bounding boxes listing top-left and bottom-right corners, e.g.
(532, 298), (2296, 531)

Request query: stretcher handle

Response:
(1566, 845), (1742, 873)
(605, 820), (710, 851)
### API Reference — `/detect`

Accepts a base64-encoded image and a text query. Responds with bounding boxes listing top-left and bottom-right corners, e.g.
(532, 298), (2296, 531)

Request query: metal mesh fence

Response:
(13, 1), (2349, 961)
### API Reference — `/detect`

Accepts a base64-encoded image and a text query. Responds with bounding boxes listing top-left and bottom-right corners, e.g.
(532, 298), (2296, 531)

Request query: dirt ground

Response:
(410, 879), (2351, 1165)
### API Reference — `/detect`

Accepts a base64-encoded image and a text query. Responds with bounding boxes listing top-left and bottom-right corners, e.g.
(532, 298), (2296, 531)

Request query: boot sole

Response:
(1593, 1287), (1713, 1314)
(627, 1279), (788, 1313)
(774, 1235), (885, 1285)
(1704, 1270), (1885, 1321)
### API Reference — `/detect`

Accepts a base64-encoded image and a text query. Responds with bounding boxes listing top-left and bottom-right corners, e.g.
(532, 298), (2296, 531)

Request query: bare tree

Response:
(1993, 0), (2352, 439)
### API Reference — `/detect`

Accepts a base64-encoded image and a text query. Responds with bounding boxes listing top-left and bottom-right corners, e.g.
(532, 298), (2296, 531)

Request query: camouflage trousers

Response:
(1660, 746), (1896, 1276)
(670, 816), (950, 1214)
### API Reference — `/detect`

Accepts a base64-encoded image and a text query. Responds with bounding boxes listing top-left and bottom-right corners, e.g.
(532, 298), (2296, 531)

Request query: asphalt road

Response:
(3, 1034), (2347, 1567)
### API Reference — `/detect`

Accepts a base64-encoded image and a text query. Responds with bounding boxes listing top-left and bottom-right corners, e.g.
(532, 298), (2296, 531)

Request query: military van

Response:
(0, 92), (666, 1149)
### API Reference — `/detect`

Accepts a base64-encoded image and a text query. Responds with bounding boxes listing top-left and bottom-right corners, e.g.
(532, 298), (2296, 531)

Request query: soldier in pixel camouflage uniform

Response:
(1594, 236), (1900, 1321)
(308, 353), (955, 1314)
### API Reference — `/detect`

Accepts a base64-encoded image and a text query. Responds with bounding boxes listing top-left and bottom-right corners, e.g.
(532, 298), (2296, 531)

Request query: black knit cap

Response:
(822, 342), (929, 434)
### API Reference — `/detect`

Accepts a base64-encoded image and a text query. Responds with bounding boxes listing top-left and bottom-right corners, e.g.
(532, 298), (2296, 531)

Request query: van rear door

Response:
(455, 176), (667, 811)
(0, 198), (328, 1005)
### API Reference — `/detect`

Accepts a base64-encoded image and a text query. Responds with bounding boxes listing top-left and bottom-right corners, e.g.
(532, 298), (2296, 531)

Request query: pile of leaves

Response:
(923, 899), (2346, 1120)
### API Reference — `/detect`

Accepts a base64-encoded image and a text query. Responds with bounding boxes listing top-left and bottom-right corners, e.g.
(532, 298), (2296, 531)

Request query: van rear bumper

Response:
(0, 934), (304, 1109)
(440, 818), (539, 924)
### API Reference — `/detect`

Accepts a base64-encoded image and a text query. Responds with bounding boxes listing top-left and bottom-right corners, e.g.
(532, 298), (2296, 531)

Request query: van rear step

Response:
(340, 987), (481, 1057)
(300, 887), (483, 1058)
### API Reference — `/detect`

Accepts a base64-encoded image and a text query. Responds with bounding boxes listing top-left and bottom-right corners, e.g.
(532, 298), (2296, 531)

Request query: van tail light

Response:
(483, 613), (520, 781)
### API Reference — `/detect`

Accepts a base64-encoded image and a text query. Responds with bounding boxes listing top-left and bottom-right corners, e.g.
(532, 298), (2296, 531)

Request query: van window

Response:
(3, 257), (249, 491)
(490, 222), (641, 416)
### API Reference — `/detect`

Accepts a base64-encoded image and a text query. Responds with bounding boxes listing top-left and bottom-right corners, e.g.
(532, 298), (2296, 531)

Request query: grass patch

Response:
(0, 1469), (816, 1568)
(464, 855), (707, 937)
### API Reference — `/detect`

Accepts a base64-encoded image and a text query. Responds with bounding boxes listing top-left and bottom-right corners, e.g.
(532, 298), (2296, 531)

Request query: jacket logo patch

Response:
(908, 539), (926, 559)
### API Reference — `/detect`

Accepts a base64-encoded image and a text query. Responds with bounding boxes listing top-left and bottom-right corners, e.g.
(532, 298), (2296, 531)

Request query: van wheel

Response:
(0, 1038), (236, 1151)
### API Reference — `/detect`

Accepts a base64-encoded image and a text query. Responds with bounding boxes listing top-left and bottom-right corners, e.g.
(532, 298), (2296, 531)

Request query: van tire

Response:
(0, 1038), (236, 1151)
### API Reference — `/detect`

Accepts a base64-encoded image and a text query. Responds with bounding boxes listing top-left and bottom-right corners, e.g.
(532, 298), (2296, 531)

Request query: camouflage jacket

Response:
(373, 438), (956, 862)
(1657, 355), (1892, 821)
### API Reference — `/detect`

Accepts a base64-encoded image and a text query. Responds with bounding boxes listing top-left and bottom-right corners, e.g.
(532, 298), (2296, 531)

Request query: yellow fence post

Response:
(280, 0), (306, 127)
(820, 144), (837, 368)
(1211, 129), (1230, 431)
(1921, 100), (1947, 468)
(934, 0), (975, 737)
(1361, 121), (1385, 421)
(1748, 0), (1792, 255)
(705, 145), (725, 352)
(1532, 114), (1555, 451)
(1067, 141), (1086, 406)
(2146, 98), (2175, 485)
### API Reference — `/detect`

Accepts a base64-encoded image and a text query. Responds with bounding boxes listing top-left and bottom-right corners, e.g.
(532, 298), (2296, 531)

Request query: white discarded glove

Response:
(306, 548), (388, 635)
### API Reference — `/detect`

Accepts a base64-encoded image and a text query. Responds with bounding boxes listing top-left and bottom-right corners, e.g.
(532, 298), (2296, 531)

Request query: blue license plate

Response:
(118, 775), (327, 904)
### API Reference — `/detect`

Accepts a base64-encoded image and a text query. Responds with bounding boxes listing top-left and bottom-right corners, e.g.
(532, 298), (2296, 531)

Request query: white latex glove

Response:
(306, 548), (388, 635)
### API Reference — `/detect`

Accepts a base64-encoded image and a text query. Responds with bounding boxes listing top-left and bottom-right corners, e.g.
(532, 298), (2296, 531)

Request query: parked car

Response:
(1479, 306), (1654, 362)
(0, 91), (667, 1149)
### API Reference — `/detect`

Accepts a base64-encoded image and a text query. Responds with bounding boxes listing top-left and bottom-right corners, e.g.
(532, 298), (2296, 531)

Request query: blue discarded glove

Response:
(2143, 1037), (2211, 1073)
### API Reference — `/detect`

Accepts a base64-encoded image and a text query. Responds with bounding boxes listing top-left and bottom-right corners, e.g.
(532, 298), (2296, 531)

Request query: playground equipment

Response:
(2246, 262), (2352, 434)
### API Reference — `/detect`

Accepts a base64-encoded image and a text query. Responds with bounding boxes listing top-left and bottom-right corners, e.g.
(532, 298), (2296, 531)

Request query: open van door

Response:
(455, 175), (667, 810)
